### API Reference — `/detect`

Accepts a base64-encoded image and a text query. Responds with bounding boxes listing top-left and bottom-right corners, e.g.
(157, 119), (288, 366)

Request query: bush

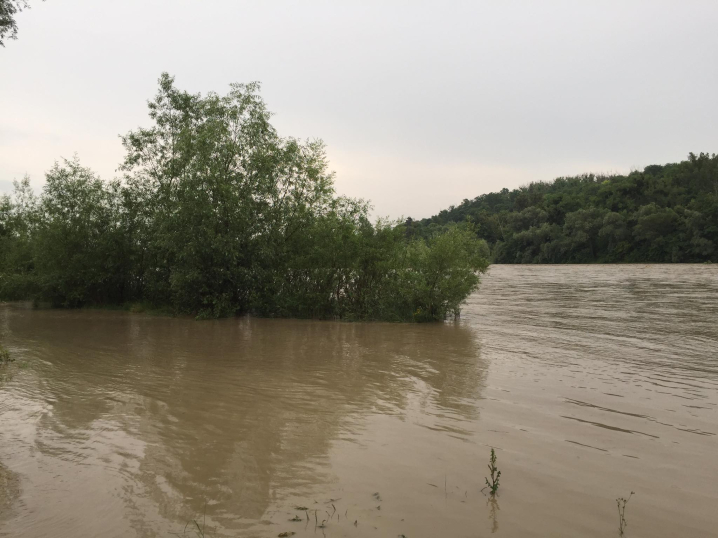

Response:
(0, 74), (490, 321)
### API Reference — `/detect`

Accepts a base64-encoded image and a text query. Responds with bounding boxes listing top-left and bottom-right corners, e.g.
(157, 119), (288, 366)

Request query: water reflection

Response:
(2, 264), (717, 538)
(487, 496), (500, 534)
(0, 308), (486, 536)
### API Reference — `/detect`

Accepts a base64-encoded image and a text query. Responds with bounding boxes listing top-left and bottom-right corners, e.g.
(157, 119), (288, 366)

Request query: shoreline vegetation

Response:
(0, 74), (489, 321)
(2, 77), (714, 322)
(408, 153), (718, 264)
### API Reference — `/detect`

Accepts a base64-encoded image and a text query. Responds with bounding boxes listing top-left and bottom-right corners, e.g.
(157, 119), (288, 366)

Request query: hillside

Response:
(407, 153), (718, 263)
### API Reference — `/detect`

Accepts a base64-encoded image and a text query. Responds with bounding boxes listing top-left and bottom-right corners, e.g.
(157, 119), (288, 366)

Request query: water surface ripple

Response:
(0, 264), (716, 537)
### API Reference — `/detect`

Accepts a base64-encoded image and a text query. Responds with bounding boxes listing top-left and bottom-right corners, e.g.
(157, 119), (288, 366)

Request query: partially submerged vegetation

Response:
(0, 344), (11, 364)
(483, 448), (501, 496)
(617, 492), (635, 536)
(0, 74), (488, 321)
(410, 153), (718, 263)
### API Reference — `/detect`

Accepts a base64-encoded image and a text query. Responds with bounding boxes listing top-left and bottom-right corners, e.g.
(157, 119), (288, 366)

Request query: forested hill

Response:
(407, 153), (718, 263)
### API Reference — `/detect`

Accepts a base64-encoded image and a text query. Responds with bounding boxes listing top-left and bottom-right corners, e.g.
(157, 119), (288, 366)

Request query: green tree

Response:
(32, 158), (128, 306)
(120, 74), (335, 318)
(0, 0), (38, 46)
(0, 177), (38, 299)
(598, 211), (629, 258)
(563, 208), (608, 261)
(0, 73), (492, 321)
(406, 224), (489, 321)
(415, 153), (718, 264)
(632, 204), (681, 261)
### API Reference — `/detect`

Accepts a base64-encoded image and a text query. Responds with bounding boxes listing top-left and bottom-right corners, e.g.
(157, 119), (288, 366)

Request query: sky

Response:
(1, 0), (717, 219)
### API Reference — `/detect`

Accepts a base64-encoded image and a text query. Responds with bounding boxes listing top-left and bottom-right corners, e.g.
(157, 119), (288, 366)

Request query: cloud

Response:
(1, 0), (716, 218)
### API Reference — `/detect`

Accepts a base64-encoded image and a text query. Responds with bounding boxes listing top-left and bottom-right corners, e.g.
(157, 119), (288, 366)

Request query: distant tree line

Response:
(0, 74), (489, 321)
(408, 154), (718, 264)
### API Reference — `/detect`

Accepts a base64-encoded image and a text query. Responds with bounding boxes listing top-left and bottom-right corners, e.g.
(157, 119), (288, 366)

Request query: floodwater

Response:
(0, 265), (716, 538)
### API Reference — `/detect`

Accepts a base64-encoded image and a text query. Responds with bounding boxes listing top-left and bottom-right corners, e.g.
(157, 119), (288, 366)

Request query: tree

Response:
(407, 224), (489, 321)
(0, 73), (493, 321)
(599, 211), (629, 258)
(120, 73), (335, 318)
(632, 204), (681, 261)
(32, 157), (128, 306)
(0, 176), (38, 299)
(563, 208), (607, 260)
(414, 153), (718, 264)
(0, 0), (38, 46)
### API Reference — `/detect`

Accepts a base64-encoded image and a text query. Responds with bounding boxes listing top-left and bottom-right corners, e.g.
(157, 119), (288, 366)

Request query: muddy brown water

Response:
(0, 265), (716, 537)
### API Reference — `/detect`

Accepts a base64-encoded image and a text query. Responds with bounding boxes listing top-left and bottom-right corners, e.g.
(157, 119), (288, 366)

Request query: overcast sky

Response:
(1, 0), (717, 218)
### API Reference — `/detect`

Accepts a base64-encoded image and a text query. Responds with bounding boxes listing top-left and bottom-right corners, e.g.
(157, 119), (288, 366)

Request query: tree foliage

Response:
(409, 153), (718, 264)
(0, 0), (35, 46)
(0, 74), (489, 321)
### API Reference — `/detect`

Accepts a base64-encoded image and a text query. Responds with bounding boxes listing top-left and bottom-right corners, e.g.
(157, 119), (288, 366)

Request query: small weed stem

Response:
(617, 491), (635, 535)
(483, 448), (501, 496)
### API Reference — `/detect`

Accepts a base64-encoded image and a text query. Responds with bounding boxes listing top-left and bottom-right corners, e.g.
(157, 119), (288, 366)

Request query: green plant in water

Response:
(483, 448), (501, 496)
(0, 345), (13, 364)
(617, 492), (634, 535)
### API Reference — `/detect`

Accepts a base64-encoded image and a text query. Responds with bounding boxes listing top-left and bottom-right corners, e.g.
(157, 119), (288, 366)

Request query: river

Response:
(0, 265), (716, 537)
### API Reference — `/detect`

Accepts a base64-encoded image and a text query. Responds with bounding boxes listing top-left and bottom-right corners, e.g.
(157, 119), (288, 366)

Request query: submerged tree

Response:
(0, 73), (490, 321)
(120, 74), (337, 318)
(32, 158), (129, 307)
